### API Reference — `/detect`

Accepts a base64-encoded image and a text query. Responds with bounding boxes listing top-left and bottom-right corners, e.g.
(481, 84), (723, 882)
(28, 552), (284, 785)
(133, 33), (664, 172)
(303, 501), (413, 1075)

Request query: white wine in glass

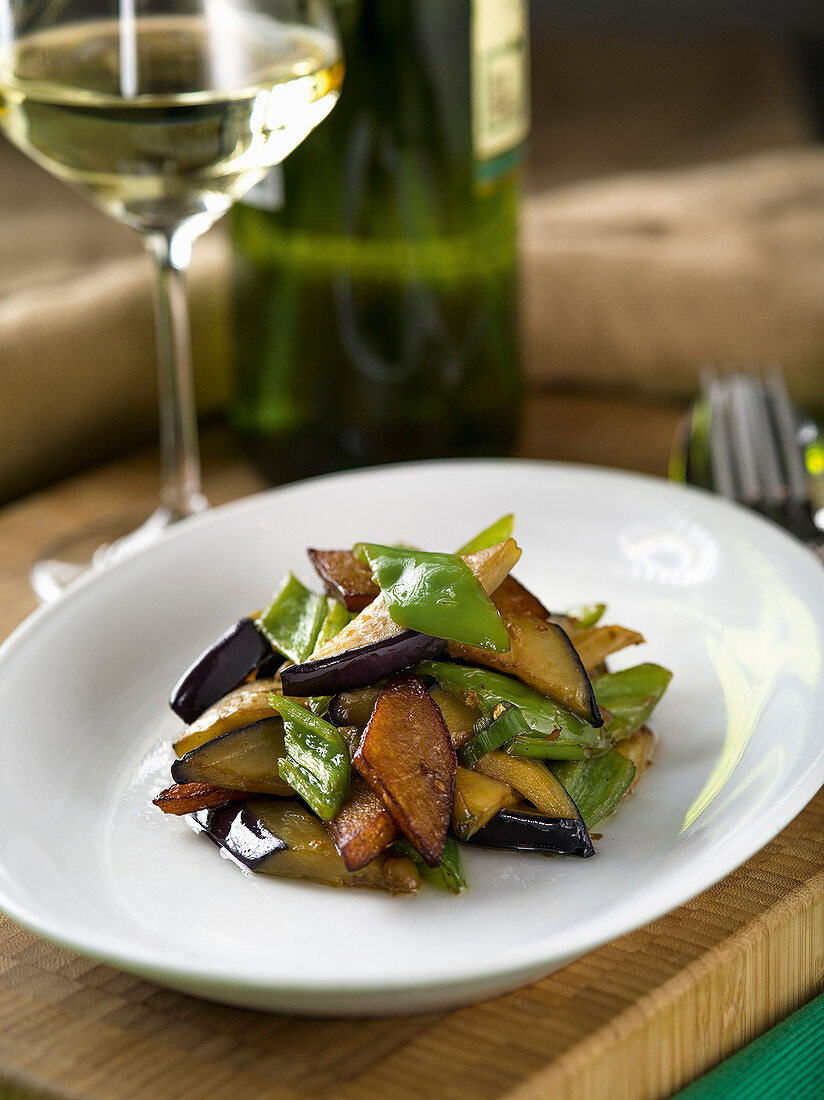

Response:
(0, 0), (342, 600)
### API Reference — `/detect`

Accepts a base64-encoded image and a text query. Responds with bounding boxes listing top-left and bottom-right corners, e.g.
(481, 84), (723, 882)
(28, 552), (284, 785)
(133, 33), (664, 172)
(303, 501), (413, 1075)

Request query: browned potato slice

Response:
(452, 766), (514, 840)
(173, 676), (281, 756)
(354, 672), (456, 866)
(570, 624), (645, 672)
(448, 614), (602, 726)
(309, 539), (521, 662)
(153, 783), (250, 815)
(327, 775), (399, 871)
(308, 548), (379, 611)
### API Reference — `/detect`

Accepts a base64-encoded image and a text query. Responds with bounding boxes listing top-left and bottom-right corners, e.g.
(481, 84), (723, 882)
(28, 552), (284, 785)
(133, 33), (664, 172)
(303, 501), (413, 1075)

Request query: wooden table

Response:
(0, 391), (822, 1100)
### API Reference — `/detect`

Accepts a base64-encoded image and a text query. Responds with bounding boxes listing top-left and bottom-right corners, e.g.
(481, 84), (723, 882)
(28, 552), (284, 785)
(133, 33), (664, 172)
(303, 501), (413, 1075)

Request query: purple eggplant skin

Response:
(281, 631), (447, 697)
(170, 618), (273, 723)
(327, 686), (382, 728)
(193, 801), (287, 871)
(467, 809), (595, 858)
(255, 651), (284, 680)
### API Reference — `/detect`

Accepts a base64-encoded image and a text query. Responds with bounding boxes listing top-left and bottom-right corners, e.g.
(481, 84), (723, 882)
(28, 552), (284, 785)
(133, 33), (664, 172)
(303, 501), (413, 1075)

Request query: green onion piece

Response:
(391, 836), (467, 894)
(419, 661), (611, 757)
(551, 751), (636, 828)
(256, 574), (327, 664)
(593, 663), (672, 740)
(505, 737), (589, 761)
(353, 543), (509, 652)
(268, 694), (350, 820)
(460, 703), (529, 768)
(566, 603), (606, 629)
(456, 514), (515, 556)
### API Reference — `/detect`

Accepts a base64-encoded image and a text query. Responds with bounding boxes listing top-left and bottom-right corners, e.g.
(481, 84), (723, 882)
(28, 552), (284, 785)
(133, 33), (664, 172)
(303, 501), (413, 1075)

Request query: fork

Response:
(675, 366), (824, 551)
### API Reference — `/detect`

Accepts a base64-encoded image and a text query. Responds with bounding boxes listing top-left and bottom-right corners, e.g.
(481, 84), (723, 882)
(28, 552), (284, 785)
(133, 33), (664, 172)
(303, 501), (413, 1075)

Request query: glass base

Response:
(29, 504), (203, 604)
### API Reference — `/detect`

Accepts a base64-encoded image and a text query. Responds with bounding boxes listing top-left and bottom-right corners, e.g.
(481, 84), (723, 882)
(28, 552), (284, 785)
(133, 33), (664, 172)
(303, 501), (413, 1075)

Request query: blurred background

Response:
(3, 0), (824, 504)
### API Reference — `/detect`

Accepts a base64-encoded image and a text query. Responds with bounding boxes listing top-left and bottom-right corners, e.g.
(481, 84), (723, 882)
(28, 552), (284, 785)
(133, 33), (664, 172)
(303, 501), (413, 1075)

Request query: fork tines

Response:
(700, 365), (820, 543)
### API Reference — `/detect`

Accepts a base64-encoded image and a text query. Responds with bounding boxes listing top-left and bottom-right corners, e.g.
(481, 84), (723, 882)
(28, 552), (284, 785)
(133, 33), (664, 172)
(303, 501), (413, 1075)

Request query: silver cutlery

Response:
(671, 366), (824, 551)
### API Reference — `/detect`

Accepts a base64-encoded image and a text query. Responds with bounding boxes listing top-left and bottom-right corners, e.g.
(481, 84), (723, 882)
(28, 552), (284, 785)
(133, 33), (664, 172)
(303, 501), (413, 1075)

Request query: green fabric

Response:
(674, 989), (824, 1099)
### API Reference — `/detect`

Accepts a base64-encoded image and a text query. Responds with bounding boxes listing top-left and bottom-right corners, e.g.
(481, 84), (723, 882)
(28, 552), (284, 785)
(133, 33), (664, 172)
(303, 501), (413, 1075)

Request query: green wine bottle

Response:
(230, 0), (529, 482)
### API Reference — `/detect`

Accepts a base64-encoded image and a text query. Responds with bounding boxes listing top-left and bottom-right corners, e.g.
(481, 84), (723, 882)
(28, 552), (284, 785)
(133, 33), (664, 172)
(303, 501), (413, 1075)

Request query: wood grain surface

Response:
(0, 392), (821, 1100)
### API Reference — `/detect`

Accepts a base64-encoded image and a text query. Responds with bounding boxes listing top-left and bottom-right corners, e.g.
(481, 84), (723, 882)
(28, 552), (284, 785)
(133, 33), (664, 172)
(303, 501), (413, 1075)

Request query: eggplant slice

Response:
(327, 685), (383, 728)
(194, 800), (287, 871)
(172, 716), (292, 796)
(449, 617), (602, 728)
(193, 799), (420, 891)
(468, 752), (595, 856)
(170, 618), (272, 723)
(468, 808), (595, 858)
(173, 676), (281, 757)
(282, 631), (447, 697)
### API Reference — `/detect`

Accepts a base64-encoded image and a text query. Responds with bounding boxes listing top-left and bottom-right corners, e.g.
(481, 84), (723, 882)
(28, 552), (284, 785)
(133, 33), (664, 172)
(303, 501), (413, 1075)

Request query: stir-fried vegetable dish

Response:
(155, 516), (671, 893)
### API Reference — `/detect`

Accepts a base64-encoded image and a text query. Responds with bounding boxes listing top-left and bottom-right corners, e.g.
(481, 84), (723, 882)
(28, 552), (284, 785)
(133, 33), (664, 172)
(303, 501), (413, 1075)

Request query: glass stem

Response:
(145, 230), (207, 522)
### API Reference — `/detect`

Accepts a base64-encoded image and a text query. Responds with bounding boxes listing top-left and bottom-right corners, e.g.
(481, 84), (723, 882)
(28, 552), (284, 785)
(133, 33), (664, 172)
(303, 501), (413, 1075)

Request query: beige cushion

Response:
(522, 146), (824, 399)
(0, 27), (821, 502)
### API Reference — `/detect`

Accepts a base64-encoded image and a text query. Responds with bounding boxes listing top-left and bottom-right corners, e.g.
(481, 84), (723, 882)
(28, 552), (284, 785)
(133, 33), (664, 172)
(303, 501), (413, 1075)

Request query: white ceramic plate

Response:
(1, 460), (823, 1016)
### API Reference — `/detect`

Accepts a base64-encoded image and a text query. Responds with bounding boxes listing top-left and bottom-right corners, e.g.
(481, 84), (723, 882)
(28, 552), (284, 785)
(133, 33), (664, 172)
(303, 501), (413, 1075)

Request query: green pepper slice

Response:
(353, 543), (509, 652)
(593, 663), (672, 740)
(456, 514), (515, 556)
(268, 694), (351, 821)
(256, 574), (327, 664)
(391, 836), (466, 893)
(551, 751), (636, 828)
(566, 603), (607, 629)
(302, 599), (356, 716)
(314, 599), (354, 652)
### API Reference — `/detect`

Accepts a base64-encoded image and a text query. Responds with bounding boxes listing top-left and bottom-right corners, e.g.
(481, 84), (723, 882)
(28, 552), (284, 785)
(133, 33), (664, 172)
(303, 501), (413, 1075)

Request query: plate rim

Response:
(1, 457), (823, 1002)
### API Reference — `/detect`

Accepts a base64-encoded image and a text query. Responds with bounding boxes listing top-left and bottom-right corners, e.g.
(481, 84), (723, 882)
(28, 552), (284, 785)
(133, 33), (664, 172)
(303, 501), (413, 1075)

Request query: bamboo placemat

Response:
(0, 393), (821, 1100)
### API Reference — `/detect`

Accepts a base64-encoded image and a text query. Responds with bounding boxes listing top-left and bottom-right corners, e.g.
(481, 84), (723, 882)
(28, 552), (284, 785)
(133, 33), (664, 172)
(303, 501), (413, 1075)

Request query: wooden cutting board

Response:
(0, 394), (821, 1100)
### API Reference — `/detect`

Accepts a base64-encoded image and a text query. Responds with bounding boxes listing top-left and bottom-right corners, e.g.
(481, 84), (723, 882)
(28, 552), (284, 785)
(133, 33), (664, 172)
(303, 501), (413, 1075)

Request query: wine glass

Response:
(0, 0), (342, 600)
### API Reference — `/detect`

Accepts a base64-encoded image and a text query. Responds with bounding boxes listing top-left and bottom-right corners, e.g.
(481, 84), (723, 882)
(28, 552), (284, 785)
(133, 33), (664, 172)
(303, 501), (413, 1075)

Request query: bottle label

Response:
(471, 0), (529, 181)
(242, 164), (285, 212)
